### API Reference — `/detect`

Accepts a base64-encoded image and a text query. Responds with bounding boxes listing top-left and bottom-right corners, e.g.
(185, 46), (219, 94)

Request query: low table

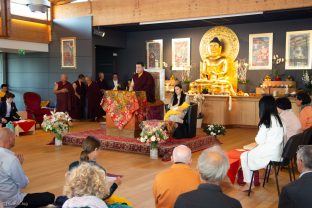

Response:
(12, 120), (36, 136)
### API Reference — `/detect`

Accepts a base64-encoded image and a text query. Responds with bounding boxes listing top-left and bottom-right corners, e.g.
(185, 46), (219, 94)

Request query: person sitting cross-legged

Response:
(0, 92), (21, 127)
(153, 145), (201, 208)
(0, 128), (55, 208)
(174, 146), (242, 208)
(278, 145), (312, 208)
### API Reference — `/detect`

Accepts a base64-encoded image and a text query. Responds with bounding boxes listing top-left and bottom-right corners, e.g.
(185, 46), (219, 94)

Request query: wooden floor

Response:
(13, 122), (293, 208)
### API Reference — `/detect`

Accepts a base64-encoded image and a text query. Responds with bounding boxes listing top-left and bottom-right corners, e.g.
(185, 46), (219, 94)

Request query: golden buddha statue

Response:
(197, 37), (237, 95)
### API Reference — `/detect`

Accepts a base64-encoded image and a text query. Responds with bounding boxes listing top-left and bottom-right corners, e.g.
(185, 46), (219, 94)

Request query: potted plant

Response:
(193, 93), (205, 128)
(238, 78), (250, 92)
(203, 124), (226, 137)
(41, 111), (72, 147)
(181, 66), (191, 92)
(274, 69), (282, 81)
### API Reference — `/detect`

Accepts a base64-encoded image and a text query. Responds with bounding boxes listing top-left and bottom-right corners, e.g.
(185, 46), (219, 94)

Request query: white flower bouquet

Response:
(41, 111), (72, 141)
(138, 125), (169, 149)
(203, 124), (226, 136)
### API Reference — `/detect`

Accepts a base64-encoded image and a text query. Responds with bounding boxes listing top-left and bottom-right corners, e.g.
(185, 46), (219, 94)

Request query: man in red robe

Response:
(72, 74), (86, 119)
(85, 76), (104, 121)
(54, 74), (75, 117)
(131, 62), (155, 103)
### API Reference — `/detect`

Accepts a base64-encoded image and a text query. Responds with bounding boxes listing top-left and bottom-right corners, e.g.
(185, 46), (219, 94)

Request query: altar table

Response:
(102, 91), (147, 138)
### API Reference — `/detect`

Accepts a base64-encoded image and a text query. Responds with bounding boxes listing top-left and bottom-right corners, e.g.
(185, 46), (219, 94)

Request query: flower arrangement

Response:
(237, 59), (249, 84)
(302, 70), (312, 93)
(41, 111), (72, 141)
(193, 93), (205, 118)
(181, 65), (192, 83)
(272, 54), (285, 81)
(138, 123), (169, 149)
(203, 124), (226, 136)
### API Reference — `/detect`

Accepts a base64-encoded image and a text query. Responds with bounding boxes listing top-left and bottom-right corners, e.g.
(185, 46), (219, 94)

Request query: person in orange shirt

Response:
(295, 91), (312, 131)
(152, 145), (201, 208)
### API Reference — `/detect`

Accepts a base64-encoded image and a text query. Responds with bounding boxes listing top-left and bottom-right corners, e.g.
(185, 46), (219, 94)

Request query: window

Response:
(10, 2), (50, 21)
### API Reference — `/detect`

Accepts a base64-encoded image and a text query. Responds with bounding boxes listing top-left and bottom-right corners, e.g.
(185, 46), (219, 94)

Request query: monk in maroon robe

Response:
(54, 74), (75, 117)
(85, 76), (104, 121)
(72, 74), (86, 119)
(131, 62), (155, 103)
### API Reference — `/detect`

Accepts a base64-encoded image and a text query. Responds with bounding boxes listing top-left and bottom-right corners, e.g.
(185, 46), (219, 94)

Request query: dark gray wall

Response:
(8, 16), (93, 110)
(116, 18), (312, 91)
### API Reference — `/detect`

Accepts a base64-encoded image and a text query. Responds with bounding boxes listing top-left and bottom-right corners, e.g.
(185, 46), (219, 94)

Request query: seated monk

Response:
(165, 84), (190, 124)
(130, 62), (156, 103)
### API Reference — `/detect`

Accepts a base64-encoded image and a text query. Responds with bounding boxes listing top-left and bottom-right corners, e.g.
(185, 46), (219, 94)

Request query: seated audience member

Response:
(153, 145), (200, 208)
(164, 84), (190, 123)
(107, 73), (123, 90)
(0, 128), (55, 208)
(63, 163), (109, 208)
(69, 136), (121, 199)
(0, 84), (8, 102)
(276, 97), (301, 143)
(279, 145), (312, 208)
(174, 146), (242, 208)
(295, 91), (312, 130)
(240, 95), (284, 191)
(0, 93), (21, 126)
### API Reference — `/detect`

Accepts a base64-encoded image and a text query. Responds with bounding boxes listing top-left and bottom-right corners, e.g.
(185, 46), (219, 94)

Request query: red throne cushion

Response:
(23, 92), (52, 124)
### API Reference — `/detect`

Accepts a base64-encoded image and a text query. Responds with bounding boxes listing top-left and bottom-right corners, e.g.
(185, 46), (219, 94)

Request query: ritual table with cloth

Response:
(101, 91), (147, 138)
(11, 119), (36, 136)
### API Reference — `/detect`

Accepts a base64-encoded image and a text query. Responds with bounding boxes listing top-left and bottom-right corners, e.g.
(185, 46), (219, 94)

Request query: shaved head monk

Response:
(130, 62), (155, 103)
(85, 76), (104, 121)
(54, 74), (75, 117)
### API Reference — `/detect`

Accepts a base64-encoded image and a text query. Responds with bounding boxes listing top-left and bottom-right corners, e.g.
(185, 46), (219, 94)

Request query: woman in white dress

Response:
(240, 95), (284, 191)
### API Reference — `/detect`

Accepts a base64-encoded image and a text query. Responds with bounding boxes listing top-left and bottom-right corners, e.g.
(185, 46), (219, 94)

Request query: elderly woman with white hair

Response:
(174, 146), (242, 208)
(62, 162), (110, 208)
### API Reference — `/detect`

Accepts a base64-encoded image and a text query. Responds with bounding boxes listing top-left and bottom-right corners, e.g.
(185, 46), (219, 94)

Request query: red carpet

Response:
(63, 129), (221, 161)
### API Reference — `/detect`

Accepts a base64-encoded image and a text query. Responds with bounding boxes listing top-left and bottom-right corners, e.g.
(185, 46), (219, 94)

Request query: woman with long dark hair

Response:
(164, 84), (190, 123)
(240, 95), (284, 191)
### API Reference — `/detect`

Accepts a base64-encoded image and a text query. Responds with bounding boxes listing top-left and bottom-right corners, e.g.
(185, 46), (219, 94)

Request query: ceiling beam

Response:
(53, 0), (312, 26)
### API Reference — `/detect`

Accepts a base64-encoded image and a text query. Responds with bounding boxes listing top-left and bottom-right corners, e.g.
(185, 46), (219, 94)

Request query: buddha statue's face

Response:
(208, 42), (222, 57)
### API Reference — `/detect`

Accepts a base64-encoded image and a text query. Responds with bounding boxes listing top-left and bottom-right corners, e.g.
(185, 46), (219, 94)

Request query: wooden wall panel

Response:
(8, 19), (50, 43)
(54, 0), (312, 26)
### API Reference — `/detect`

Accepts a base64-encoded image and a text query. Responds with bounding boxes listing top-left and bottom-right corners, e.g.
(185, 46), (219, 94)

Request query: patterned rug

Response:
(63, 129), (221, 161)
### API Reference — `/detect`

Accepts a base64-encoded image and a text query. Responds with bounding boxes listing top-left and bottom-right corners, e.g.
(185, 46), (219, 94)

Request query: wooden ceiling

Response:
(49, 0), (74, 5)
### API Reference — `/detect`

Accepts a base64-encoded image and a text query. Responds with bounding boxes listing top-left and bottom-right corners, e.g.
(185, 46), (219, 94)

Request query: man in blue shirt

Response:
(0, 128), (55, 207)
